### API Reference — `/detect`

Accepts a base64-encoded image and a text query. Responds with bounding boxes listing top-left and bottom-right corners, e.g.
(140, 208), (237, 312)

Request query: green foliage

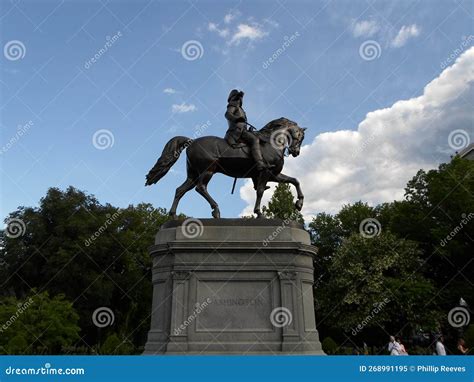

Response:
(262, 183), (304, 223)
(0, 186), (172, 353)
(321, 337), (338, 354)
(396, 158), (474, 304)
(309, 212), (343, 287)
(318, 232), (437, 334)
(99, 333), (134, 355)
(0, 291), (80, 354)
(5, 335), (28, 355)
(337, 201), (375, 236)
(464, 325), (474, 351)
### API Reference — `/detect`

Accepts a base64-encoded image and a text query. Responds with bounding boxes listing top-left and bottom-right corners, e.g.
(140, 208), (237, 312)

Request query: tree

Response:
(262, 183), (304, 223)
(321, 337), (338, 354)
(337, 201), (376, 236)
(317, 232), (437, 342)
(308, 213), (343, 288)
(309, 202), (378, 288)
(386, 158), (474, 319)
(99, 333), (134, 355)
(0, 291), (80, 354)
(0, 186), (173, 353)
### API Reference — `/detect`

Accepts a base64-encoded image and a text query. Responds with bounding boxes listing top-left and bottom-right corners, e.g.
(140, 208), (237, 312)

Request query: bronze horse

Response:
(145, 118), (306, 218)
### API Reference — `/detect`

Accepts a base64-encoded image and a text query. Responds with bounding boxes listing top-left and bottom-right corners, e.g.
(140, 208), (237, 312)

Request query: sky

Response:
(1, 0), (473, 221)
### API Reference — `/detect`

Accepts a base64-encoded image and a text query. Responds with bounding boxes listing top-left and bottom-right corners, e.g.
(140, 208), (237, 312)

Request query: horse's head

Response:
(264, 118), (306, 157)
(287, 124), (306, 157)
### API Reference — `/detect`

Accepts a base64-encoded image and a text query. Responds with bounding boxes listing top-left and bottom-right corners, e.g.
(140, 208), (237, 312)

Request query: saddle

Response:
(229, 131), (268, 152)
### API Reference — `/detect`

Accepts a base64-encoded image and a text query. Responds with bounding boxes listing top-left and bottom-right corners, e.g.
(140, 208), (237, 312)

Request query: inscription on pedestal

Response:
(196, 280), (273, 332)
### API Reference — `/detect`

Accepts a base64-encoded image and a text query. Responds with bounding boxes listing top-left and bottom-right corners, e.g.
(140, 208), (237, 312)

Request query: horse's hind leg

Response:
(195, 171), (220, 218)
(169, 177), (195, 219)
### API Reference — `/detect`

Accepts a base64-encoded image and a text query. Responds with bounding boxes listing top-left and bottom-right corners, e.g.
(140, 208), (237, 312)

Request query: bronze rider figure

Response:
(224, 89), (267, 171)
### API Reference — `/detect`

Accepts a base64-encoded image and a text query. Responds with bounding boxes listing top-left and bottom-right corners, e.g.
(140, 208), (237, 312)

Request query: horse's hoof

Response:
(169, 213), (178, 220)
(295, 200), (303, 211)
(212, 209), (221, 219)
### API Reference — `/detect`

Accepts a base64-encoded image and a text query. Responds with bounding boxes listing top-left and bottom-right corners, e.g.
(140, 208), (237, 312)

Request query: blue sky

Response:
(1, 0), (473, 220)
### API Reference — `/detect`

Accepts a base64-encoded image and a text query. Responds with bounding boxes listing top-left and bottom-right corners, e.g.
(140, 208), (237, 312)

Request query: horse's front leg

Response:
(272, 173), (304, 211)
(252, 174), (269, 218)
(253, 187), (264, 218)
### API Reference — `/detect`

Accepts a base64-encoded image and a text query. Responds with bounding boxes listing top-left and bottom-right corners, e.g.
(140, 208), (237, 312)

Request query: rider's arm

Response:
(225, 106), (245, 123)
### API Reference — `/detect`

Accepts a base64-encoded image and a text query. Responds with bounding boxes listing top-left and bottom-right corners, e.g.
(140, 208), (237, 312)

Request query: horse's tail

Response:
(145, 136), (193, 186)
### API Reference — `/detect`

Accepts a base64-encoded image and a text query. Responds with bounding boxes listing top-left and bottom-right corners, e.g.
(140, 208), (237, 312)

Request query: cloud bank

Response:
(240, 47), (474, 219)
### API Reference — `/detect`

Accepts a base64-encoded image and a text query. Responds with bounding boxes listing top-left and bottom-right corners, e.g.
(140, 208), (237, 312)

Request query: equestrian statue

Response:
(145, 89), (306, 219)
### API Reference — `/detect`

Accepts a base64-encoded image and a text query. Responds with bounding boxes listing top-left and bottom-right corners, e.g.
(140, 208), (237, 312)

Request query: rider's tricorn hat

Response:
(228, 89), (244, 102)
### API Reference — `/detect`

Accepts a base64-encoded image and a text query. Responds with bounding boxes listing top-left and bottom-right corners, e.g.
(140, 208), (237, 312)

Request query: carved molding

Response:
(278, 271), (297, 280)
(171, 270), (192, 280)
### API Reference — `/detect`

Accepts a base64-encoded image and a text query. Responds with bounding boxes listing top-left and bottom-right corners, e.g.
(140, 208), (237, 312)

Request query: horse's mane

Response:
(257, 117), (298, 140)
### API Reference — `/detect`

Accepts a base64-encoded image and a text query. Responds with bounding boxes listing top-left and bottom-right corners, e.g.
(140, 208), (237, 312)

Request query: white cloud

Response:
(224, 10), (239, 24)
(391, 24), (421, 47)
(163, 88), (177, 94)
(206, 11), (274, 48)
(240, 47), (474, 219)
(208, 22), (229, 38)
(351, 20), (379, 38)
(171, 102), (197, 113)
(229, 23), (268, 45)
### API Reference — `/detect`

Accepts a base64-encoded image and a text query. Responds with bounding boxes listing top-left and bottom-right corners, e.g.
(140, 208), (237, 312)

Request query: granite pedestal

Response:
(143, 218), (324, 354)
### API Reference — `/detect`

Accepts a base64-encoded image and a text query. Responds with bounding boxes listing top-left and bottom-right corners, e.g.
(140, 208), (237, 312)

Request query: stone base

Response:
(143, 218), (325, 355)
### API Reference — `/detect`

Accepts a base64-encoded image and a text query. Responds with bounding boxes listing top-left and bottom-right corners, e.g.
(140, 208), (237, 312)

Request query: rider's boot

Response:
(252, 145), (267, 171)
